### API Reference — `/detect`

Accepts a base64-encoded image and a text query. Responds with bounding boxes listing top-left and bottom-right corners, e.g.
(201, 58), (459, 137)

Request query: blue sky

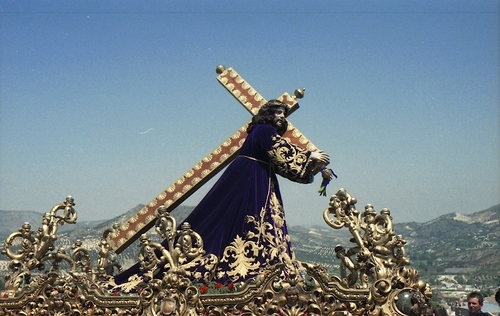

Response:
(1, 1), (498, 226)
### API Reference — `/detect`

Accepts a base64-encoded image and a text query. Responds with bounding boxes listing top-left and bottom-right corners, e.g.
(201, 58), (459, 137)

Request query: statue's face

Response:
(272, 108), (286, 128)
(182, 236), (191, 249)
(54, 296), (64, 308)
(285, 289), (299, 304)
(160, 299), (176, 314)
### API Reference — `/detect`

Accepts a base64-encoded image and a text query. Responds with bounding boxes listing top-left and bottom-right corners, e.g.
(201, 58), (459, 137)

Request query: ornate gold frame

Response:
(0, 189), (431, 315)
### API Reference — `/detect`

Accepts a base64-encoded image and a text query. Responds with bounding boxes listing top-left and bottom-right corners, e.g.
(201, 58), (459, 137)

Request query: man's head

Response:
(467, 291), (484, 314)
(495, 288), (500, 306)
(247, 99), (289, 135)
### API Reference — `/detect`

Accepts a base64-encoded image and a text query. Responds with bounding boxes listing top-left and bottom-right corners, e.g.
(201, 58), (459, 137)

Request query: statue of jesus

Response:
(116, 99), (332, 285)
(179, 99), (331, 283)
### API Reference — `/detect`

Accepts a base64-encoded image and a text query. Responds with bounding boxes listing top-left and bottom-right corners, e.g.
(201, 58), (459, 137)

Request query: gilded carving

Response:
(201, 170), (211, 177)
(129, 213), (139, 223)
(127, 230), (137, 239)
(120, 221), (130, 231)
(0, 190), (430, 315)
(182, 184), (192, 193)
(167, 185), (176, 192)
(191, 177), (201, 186)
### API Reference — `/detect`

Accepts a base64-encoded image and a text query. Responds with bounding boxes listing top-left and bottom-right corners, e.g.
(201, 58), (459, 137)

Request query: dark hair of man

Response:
(495, 288), (500, 305)
(467, 291), (484, 305)
(246, 99), (289, 135)
(432, 305), (447, 316)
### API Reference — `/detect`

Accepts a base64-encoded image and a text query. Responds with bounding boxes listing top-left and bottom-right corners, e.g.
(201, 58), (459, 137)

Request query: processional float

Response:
(0, 66), (431, 315)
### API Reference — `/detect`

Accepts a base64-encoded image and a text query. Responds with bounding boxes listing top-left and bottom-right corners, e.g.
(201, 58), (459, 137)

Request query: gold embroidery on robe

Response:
(218, 191), (295, 282)
(268, 134), (313, 182)
(216, 133), (310, 282)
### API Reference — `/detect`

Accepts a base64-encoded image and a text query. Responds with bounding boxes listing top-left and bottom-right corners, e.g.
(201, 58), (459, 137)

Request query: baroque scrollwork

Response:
(1, 196), (78, 292)
(323, 188), (431, 315)
(0, 191), (431, 315)
(134, 206), (218, 282)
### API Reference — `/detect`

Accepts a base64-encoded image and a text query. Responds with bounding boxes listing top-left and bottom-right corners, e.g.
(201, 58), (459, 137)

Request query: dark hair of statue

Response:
(246, 99), (289, 135)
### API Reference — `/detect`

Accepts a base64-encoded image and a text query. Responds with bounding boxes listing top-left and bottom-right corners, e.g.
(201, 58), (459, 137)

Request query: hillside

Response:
(0, 210), (97, 237)
(393, 204), (500, 285)
(0, 210), (44, 237)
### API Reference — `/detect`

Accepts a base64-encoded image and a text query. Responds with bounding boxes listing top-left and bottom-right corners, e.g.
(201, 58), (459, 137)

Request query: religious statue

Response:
(116, 99), (333, 285)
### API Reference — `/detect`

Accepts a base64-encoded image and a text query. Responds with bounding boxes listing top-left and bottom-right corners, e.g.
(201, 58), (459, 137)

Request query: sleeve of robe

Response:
(267, 133), (317, 184)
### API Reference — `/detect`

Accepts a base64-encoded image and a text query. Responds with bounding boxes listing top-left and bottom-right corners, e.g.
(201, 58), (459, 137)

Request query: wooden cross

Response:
(107, 66), (320, 253)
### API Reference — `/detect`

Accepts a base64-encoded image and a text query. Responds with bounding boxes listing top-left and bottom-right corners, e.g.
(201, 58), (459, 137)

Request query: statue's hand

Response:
(310, 150), (330, 164)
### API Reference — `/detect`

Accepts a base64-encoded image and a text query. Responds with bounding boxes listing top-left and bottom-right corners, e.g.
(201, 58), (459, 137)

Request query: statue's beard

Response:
(272, 119), (288, 136)
(273, 118), (285, 128)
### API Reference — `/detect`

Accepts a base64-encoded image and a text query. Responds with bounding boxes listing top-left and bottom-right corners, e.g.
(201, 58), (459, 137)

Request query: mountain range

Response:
(1, 203), (498, 286)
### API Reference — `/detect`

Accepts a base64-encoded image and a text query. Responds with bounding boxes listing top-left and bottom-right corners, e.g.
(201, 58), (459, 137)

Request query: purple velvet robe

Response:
(115, 124), (317, 285)
(182, 124), (316, 283)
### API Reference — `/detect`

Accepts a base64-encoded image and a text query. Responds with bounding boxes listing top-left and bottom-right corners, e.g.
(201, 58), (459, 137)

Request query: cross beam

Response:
(107, 66), (319, 253)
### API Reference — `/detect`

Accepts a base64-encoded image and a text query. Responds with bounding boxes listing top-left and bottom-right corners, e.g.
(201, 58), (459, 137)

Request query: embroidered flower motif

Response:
(199, 285), (209, 294)
(196, 282), (237, 294)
